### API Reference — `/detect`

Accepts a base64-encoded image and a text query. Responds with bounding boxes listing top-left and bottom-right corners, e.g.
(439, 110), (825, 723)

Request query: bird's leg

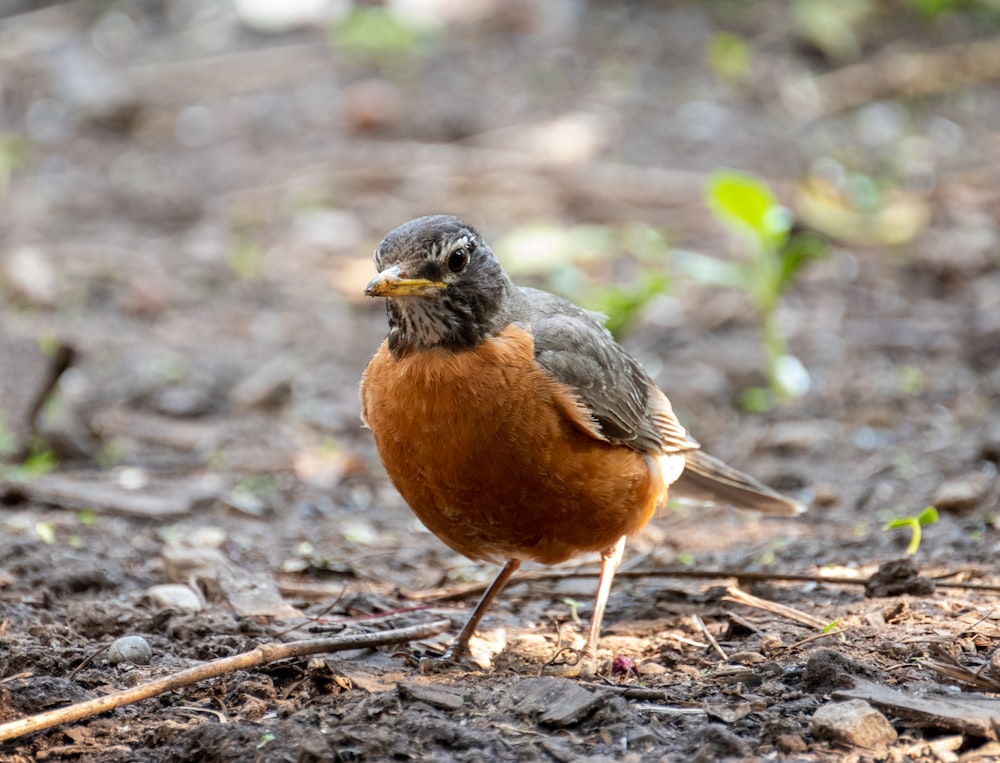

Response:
(578, 535), (627, 675)
(546, 535), (627, 677)
(423, 558), (521, 670)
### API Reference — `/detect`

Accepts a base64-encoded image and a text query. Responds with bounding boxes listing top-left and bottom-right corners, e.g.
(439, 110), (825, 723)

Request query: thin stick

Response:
(723, 587), (828, 630)
(407, 568), (1000, 601)
(786, 628), (851, 650)
(407, 567), (1000, 603)
(0, 619), (450, 744)
(694, 615), (728, 661)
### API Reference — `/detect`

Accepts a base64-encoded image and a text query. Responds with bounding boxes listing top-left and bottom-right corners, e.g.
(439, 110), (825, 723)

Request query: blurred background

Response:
(1, 0), (998, 588)
(1, 0), (1000, 757)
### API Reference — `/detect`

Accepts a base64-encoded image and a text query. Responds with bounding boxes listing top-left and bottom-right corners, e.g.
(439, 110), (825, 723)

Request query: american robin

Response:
(360, 215), (804, 674)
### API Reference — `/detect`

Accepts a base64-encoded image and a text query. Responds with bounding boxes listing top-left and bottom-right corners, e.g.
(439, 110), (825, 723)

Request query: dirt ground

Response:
(1, 1), (1000, 761)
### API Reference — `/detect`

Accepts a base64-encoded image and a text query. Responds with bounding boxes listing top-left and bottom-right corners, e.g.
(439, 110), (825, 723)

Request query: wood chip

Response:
(398, 681), (466, 711)
(1, 474), (216, 518)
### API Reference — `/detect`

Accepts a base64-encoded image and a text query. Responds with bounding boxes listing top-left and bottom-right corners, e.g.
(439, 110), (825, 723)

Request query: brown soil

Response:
(1, 2), (999, 761)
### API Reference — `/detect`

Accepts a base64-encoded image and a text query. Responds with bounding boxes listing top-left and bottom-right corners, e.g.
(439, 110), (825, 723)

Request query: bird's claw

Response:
(418, 646), (478, 674)
(542, 647), (598, 679)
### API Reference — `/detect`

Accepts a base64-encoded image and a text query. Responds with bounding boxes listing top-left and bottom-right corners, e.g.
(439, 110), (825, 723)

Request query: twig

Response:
(694, 615), (728, 662)
(787, 628), (851, 650)
(723, 587), (827, 630)
(268, 583), (348, 639)
(814, 37), (1000, 116)
(922, 644), (1000, 693)
(406, 567), (1000, 603)
(0, 619), (450, 744)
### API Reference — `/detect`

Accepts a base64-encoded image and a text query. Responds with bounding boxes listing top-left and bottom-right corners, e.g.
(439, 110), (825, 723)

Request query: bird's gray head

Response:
(365, 215), (514, 356)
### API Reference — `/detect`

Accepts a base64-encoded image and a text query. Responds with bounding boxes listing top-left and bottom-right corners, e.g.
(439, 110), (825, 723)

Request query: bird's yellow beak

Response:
(364, 264), (446, 298)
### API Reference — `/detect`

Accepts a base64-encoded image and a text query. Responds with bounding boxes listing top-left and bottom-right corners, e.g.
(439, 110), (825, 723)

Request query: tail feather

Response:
(673, 449), (806, 516)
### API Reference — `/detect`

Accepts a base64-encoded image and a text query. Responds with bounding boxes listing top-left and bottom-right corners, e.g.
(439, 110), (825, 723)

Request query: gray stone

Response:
(811, 699), (897, 747)
(108, 635), (153, 665)
(933, 474), (990, 513)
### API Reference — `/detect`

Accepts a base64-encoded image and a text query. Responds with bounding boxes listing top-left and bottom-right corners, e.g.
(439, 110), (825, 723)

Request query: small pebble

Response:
(811, 699), (897, 748)
(627, 725), (656, 748)
(760, 634), (784, 656)
(776, 734), (808, 754)
(145, 583), (203, 612)
(108, 635), (152, 665)
(727, 651), (766, 665)
(636, 661), (667, 676)
(933, 474), (989, 514)
(2, 247), (59, 306)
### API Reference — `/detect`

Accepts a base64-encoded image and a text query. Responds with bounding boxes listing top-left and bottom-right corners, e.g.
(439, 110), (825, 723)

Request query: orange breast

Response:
(360, 325), (667, 565)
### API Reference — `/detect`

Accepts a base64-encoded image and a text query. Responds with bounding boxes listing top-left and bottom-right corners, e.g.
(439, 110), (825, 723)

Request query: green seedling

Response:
(97, 440), (127, 469)
(562, 598), (583, 626)
(822, 618), (843, 634)
(587, 270), (669, 338)
(792, 0), (871, 62)
(0, 134), (26, 199)
(679, 170), (827, 408)
(226, 235), (264, 280)
(895, 365), (925, 396)
(886, 505), (939, 555)
(706, 31), (752, 85)
(331, 7), (429, 77)
(0, 438), (58, 481)
(495, 221), (672, 339)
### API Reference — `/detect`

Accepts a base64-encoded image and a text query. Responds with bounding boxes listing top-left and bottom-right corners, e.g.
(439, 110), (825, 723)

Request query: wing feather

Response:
(513, 287), (697, 455)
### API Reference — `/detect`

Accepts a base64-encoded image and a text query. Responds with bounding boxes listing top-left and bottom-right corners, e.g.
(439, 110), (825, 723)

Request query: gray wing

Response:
(512, 287), (697, 455)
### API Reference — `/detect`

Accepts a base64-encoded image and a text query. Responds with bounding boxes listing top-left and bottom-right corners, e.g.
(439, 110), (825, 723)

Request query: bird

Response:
(360, 214), (805, 675)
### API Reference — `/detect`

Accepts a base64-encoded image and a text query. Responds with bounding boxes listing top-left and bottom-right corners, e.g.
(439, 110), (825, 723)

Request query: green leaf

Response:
(705, 170), (790, 252)
(777, 232), (828, 292)
(917, 505), (939, 526)
(226, 237), (263, 280)
(706, 32), (752, 84)
(334, 7), (423, 58)
(22, 448), (57, 477)
(740, 386), (775, 413)
(885, 515), (925, 555)
(586, 270), (669, 338)
(37, 333), (61, 357)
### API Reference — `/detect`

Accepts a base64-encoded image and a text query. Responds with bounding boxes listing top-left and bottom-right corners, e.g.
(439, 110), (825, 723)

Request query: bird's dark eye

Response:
(448, 247), (469, 273)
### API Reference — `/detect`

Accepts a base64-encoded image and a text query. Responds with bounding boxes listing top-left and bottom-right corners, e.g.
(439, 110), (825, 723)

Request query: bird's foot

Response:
(418, 645), (480, 674)
(541, 647), (598, 679)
